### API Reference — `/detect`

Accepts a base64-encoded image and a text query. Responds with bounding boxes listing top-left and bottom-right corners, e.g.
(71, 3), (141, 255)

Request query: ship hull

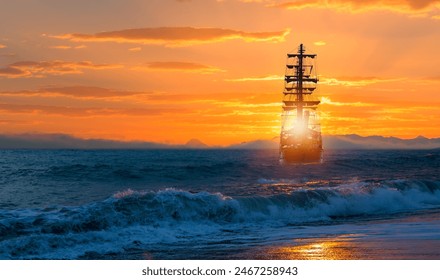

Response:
(280, 147), (322, 164)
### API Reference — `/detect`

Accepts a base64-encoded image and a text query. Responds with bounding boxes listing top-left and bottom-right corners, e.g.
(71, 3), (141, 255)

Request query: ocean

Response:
(0, 149), (439, 260)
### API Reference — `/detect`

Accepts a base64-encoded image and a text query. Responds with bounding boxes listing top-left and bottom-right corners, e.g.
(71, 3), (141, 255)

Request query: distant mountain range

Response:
(0, 133), (439, 150)
(0, 133), (169, 149)
(229, 135), (440, 150)
(324, 134), (440, 150)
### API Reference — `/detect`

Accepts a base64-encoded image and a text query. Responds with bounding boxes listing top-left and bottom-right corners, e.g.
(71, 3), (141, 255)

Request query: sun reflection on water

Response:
(267, 236), (365, 260)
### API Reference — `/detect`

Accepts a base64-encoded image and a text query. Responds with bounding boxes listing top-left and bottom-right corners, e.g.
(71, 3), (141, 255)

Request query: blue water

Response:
(0, 149), (439, 259)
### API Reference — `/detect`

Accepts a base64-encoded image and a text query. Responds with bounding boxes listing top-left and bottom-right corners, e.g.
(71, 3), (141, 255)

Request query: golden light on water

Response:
(267, 236), (365, 260)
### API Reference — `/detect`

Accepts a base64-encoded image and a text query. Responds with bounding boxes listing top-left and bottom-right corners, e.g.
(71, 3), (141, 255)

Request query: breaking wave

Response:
(1, 179), (440, 259)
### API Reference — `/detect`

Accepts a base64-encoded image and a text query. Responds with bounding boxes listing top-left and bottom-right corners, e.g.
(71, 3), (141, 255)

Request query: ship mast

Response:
(284, 44), (319, 119)
(297, 43), (304, 121)
(280, 43), (322, 164)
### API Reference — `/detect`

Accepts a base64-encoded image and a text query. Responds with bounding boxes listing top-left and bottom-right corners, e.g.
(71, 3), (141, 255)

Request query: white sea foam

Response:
(1, 179), (440, 259)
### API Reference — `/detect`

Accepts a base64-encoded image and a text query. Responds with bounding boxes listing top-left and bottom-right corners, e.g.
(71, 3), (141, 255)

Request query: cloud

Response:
(0, 103), (178, 117)
(320, 96), (372, 107)
(49, 45), (87, 50)
(134, 61), (224, 74)
(0, 60), (121, 78)
(0, 86), (148, 99)
(53, 27), (290, 47)
(0, 66), (24, 77)
(320, 76), (404, 87)
(269, 0), (440, 14)
(314, 41), (327, 46)
(0, 43), (6, 49)
(225, 74), (405, 87)
(226, 74), (283, 82)
(0, 103), (102, 116)
(42, 86), (146, 98)
(49, 45), (72, 50)
(128, 47), (142, 52)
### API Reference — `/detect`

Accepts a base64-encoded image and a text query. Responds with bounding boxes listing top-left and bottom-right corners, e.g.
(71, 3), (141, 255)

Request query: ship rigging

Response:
(279, 44), (323, 164)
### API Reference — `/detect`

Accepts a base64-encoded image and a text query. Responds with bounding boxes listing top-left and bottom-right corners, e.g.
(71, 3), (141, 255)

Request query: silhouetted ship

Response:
(280, 44), (322, 164)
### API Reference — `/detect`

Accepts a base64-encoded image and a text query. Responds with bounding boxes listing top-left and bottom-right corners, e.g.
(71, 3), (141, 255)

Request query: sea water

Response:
(0, 149), (439, 259)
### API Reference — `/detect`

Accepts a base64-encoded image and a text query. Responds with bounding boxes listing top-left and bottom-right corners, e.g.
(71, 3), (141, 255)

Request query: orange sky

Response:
(0, 0), (439, 145)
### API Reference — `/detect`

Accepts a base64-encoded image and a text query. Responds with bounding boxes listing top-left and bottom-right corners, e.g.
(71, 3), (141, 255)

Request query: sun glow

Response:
(0, 0), (439, 144)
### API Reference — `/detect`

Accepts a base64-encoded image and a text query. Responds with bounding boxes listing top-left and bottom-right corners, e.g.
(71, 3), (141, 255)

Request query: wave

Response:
(2, 179), (440, 235)
(1, 179), (440, 259)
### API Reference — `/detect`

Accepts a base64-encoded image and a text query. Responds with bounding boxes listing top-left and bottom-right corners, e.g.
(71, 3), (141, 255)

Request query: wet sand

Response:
(250, 210), (440, 260)
(120, 210), (440, 260)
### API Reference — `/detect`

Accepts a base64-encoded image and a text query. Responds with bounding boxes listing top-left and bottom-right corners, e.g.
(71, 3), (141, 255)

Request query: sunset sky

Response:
(0, 0), (439, 145)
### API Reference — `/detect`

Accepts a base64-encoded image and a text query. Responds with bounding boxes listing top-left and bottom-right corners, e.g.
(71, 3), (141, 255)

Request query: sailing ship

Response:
(279, 44), (323, 164)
